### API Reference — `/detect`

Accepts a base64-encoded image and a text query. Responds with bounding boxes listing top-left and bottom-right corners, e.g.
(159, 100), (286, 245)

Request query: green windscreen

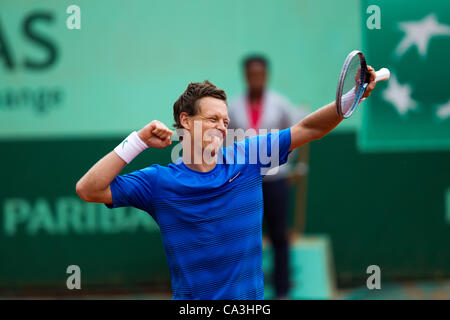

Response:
(360, 0), (450, 151)
(0, 0), (361, 140)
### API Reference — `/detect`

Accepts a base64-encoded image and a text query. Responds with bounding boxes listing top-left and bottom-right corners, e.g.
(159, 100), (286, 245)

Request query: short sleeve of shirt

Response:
(104, 165), (157, 212)
(229, 128), (291, 175)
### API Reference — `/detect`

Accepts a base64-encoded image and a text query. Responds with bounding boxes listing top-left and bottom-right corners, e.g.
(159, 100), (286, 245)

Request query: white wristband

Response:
(114, 131), (148, 164)
(342, 87), (366, 114)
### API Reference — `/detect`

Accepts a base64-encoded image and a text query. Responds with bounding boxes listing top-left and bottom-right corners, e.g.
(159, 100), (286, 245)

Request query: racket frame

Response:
(336, 50), (369, 118)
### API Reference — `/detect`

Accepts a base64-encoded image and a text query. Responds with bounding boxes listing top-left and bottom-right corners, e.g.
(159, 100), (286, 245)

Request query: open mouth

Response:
(205, 130), (224, 142)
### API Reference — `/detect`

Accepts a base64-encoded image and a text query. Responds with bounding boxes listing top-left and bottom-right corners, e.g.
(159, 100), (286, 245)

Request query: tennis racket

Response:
(336, 50), (390, 118)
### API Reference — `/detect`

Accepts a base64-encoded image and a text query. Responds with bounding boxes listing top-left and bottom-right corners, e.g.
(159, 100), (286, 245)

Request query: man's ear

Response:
(179, 112), (191, 130)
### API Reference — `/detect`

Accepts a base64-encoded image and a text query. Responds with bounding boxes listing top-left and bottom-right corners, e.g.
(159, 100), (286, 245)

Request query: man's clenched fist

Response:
(138, 120), (173, 148)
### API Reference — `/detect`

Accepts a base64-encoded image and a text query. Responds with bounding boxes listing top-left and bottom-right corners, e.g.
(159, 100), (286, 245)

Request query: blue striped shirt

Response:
(106, 128), (291, 299)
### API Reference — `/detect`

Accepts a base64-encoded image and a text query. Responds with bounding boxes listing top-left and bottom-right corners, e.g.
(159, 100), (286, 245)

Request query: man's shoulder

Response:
(266, 90), (291, 105)
(229, 90), (288, 104)
(131, 162), (185, 188)
(229, 93), (246, 107)
(136, 163), (177, 177)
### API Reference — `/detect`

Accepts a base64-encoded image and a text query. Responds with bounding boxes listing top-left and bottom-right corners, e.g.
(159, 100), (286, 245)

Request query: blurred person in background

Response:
(228, 55), (308, 299)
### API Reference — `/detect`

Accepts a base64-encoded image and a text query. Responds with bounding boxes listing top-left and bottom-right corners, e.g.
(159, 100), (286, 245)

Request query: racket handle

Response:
(375, 68), (390, 82)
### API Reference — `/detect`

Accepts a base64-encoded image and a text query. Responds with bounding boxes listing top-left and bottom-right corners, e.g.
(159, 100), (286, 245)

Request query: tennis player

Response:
(76, 67), (377, 300)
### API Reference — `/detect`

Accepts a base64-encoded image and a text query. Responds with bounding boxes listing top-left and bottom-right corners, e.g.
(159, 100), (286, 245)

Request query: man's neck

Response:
(183, 160), (217, 173)
(181, 141), (218, 173)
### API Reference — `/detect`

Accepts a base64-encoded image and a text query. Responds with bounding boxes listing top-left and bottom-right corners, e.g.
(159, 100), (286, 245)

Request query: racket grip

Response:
(375, 68), (390, 82)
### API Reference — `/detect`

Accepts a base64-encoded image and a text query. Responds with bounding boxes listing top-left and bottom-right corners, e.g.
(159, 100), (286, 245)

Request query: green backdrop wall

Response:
(306, 132), (450, 286)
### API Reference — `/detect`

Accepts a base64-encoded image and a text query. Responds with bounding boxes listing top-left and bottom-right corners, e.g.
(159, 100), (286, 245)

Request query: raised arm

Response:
(289, 66), (376, 151)
(75, 120), (173, 204)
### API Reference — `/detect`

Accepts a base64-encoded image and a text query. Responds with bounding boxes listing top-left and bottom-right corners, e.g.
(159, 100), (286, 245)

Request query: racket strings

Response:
(343, 57), (363, 95)
(339, 55), (367, 117)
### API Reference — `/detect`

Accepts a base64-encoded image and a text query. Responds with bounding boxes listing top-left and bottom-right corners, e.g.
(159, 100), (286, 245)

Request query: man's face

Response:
(189, 97), (229, 154)
(245, 62), (267, 94)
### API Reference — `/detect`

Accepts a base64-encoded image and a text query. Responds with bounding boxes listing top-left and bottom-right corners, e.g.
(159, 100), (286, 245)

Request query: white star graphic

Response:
(395, 13), (450, 58)
(436, 99), (450, 121)
(382, 74), (417, 117)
